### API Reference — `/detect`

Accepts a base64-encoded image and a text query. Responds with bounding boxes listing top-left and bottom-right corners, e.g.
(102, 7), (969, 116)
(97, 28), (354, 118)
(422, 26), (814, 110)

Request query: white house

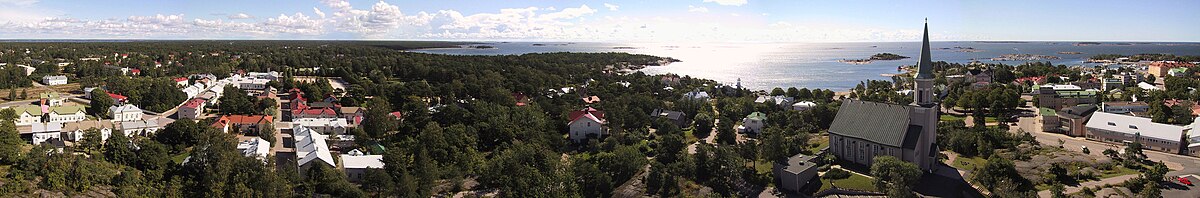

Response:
(292, 118), (349, 135)
(119, 119), (160, 136)
(684, 90), (710, 101)
(42, 75), (67, 85)
(9, 105), (43, 126)
(109, 104), (144, 122)
(738, 112), (767, 134)
(756, 95), (795, 108)
(177, 99), (207, 120)
(237, 78), (270, 90)
(39, 92), (64, 107)
(62, 120), (117, 142)
(340, 153), (384, 182)
(16, 65), (35, 76)
(182, 83), (205, 98)
(26, 122), (63, 145)
(792, 101), (817, 111)
(237, 137), (272, 162)
(295, 125), (336, 173)
(568, 107), (607, 143)
(46, 105), (86, 123)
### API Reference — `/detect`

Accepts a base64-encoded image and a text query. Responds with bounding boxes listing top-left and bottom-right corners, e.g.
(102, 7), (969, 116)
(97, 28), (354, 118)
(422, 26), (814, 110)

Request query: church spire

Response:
(914, 19), (933, 79)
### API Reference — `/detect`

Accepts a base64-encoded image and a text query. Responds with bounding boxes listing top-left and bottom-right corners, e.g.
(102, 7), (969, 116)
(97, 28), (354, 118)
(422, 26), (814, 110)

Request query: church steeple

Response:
(913, 19), (936, 107)
(914, 18), (934, 80)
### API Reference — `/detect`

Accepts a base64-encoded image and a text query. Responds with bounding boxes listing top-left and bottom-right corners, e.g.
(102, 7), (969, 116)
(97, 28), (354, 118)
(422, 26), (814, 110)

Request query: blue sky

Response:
(0, 0), (1197, 42)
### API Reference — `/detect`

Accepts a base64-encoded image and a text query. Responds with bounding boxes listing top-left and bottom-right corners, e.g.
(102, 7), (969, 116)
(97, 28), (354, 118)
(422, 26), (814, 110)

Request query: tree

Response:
(770, 87), (785, 96)
(88, 88), (114, 118)
(693, 112), (714, 138)
(362, 97), (397, 139)
(218, 85), (256, 115)
(0, 121), (24, 164)
(7, 89), (14, 100)
(869, 156), (922, 198)
(80, 128), (104, 153)
(257, 123), (276, 147)
(716, 119), (735, 145)
(359, 168), (394, 196)
(572, 157), (613, 197)
(1050, 183), (1066, 198)
(19, 89), (26, 99)
(480, 143), (578, 197)
(104, 131), (136, 166)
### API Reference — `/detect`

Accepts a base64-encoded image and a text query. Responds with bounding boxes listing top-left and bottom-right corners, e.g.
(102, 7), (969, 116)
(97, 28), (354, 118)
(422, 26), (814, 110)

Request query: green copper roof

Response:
(914, 20), (934, 80)
(50, 105), (85, 115)
(746, 112), (767, 120)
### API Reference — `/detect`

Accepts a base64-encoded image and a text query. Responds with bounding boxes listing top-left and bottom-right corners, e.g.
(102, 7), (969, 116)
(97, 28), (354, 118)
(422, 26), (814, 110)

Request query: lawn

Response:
(1098, 165), (1141, 179)
(951, 156), (987, 172)
(817, 170), (877, 192)
(940, 115), (965, 122)
(751, 160), (773, 175)
(808, 135), (829, 154)
(683, 128), (700, 144)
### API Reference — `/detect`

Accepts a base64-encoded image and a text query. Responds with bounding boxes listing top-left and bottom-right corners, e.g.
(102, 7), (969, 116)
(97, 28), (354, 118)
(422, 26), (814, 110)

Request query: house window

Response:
(1107, 122), (1115, 126)
(1128, 125), (1137, 129)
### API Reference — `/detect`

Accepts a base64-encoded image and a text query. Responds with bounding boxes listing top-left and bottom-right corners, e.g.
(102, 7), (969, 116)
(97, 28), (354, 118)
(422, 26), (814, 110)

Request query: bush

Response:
(817, 164), (831, 172)
(822, 168), (851, 179)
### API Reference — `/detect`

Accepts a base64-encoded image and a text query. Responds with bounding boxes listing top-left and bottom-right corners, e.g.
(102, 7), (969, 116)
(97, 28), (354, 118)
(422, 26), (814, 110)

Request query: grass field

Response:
(808, 135), (829, 154)
(951, 156), (987, 172)
(817, 170), (877, 192)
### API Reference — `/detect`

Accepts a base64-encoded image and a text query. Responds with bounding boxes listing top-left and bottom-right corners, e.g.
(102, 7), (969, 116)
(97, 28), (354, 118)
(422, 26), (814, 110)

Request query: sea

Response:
(412, 42), (1200, 91)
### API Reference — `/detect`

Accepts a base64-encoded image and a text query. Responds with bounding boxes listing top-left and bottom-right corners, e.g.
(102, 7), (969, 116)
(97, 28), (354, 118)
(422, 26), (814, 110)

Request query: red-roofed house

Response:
(513, 93), (530, 106)
(1164, 99), (1200, 116)
(108, 93), (129, 104)
(178, 98), (207, 119)
(295, 107), (338, 119)
(174, 77), (189, 87)
(389, 111), (403, 120)
(130, 68), (141, 76)
(568, 107), (607, 142)
(211, 115), (273, 133)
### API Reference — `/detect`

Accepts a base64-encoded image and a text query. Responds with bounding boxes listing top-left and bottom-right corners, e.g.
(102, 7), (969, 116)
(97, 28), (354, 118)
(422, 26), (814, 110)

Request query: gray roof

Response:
(828, 100), (914, 147)
(914, 21), (934, 79)
(1058, 105), (1098, 119)
(777, 154), (817, 174)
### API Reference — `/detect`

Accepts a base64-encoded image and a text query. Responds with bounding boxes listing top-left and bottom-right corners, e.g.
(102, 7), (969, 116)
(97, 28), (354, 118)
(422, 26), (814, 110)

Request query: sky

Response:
(0, 0), (1197, 42)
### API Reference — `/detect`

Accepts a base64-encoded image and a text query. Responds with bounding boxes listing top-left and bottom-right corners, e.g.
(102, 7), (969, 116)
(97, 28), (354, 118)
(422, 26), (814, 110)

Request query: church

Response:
(827, 21), (939, 171)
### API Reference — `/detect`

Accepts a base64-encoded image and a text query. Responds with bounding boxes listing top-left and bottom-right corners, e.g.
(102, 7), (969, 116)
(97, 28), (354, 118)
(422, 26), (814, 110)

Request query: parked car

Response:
(1179, 177), (1193, 186)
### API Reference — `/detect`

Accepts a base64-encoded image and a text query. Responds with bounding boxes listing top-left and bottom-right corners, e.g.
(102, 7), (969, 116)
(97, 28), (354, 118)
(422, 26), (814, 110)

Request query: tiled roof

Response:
(182, 98), (206, 109)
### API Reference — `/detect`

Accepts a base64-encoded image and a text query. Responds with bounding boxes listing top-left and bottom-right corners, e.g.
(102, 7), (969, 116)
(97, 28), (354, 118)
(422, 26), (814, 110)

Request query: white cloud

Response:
(687, 5), (708, 13)
(228, 13), (253, 20)
(263, 13), (323, 35)
(603, 3), (619, 11)
(0, 0), (38, 6)
(702, 0), (747, 6)
(313, 7), (326, 18)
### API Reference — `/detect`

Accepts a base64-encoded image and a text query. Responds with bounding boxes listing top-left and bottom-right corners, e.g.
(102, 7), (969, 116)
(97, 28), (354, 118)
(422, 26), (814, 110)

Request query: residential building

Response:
(1101, 101), (1149, 114)
(211, 115), (273, 134)
(39, 92), (64, 107)
(293, 118), (349, 135)
(177, 99), (207, 120)
(295, 125), (336, 173)
(340, 153), (384, 182)
(237, 137), (271, 162)
(1138, 82), (1161, 91)
(1086, 112), (1189, 154)
(756, 95), (795, 108)
(45, 105), (86, 123)
(582, 95), (601, 104)
(773, 154), (819, 193)
(568, 107), (607, 142)
(174, 77), (189, 87)
(827, 21), (938, 171)
(109, 104), (144, 122)
(1164, 99), (1200, 116)
(17, 65), (35, 76)
(650, 109), (689, 128)
(1034, 84), (1098, 109)
(792, 101), (817, 111)
(339, 107), (365, 125)
(683, 90), (710, 101)
(1169, 67), (1189, 77)
(738, 112), (766, 134)
(1148, 61), (1195, 78)
(119, 119), (160, 136)
(42, 75), (67, 85)
(107, 93), (128, 105)
(294, 107), (339, 119)
(62, 120), (117, 142)
(24, 122), (63, 145)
